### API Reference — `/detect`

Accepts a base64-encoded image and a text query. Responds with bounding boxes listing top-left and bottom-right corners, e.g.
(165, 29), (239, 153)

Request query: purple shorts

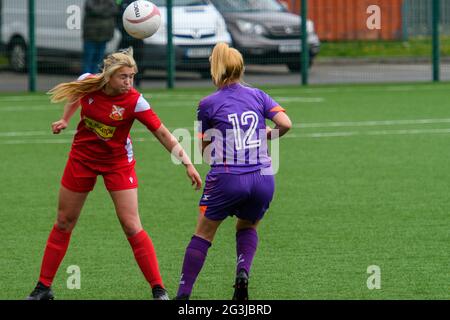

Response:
(199, 171), (275, 223)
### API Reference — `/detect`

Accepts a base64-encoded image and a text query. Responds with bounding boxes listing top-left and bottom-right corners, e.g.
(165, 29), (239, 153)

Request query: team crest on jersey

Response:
(110, 105), (125, 121)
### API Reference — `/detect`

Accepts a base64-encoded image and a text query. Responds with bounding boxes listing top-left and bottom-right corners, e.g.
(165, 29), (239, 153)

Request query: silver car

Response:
(210, 0), (320, 72)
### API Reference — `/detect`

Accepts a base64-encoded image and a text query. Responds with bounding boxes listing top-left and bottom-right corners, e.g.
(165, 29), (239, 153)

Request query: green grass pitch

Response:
(0, 82), (448, 300)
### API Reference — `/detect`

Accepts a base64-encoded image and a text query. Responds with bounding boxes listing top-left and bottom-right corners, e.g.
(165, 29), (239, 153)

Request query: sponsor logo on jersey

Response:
(110, 105), (125, 121)
(88, 98), (94, 105)
(83, 116), (116, 140)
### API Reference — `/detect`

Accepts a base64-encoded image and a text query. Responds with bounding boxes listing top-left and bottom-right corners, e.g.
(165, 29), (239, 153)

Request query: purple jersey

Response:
(197, 83), (285, 174)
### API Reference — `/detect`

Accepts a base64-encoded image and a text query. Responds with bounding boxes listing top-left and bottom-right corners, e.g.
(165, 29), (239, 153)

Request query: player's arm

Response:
(260, 90), (292, 140)
(152, 124), (202, 190)
(267, 112), (292, 140)
(196, 101), (212, 158)
(51, 99), (80, 134)
(198, 139), (212, 165)
(201, 140), (212, 156)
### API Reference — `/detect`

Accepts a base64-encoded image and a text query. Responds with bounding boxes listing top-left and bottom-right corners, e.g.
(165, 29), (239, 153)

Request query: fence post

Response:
(432, 0), (440, 82)
(28, 0), (37, 92)
(0, 0), (3, 47)
(301, 0), (309, 85)
(167, 0), (175, 89)
(402, 0), (409, 41)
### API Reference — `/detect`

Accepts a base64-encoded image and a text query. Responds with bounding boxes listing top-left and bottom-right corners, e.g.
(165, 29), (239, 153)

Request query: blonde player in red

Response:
(26, 48), (202, 300)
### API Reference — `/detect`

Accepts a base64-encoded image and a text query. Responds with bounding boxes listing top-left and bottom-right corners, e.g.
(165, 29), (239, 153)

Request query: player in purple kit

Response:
(175, 43), (292, 300)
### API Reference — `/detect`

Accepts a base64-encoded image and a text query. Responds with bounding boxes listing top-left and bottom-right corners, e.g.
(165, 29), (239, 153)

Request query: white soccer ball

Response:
(122, 1), (161, 39)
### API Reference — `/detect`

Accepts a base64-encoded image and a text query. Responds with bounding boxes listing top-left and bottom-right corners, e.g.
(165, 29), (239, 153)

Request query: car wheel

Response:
(287, 56), (314, 73)
(287, 62), (301, 73)
(9, 38), (27, 72)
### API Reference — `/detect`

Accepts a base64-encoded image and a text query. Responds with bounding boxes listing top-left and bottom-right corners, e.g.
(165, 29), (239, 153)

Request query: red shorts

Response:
(61, 157), (138, 193)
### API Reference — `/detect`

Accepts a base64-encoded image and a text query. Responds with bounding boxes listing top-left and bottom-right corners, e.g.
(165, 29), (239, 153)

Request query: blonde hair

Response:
(210, 42), (244, 87)
(48, 48), (138, 103)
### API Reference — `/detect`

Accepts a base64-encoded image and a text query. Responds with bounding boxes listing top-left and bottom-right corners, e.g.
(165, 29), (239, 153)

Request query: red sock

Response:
(39, 224), (72, 287)
(128, 230), (164, 288)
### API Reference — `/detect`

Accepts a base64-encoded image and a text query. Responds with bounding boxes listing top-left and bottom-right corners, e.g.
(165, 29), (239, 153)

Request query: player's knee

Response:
(194, 232), (215, 243)
(236, 219), (258, 231)
(124, 228), (141, 237)
(122, 222), (142, 238)
(56, 215), (77, 232)
(194, 226), (217, 242)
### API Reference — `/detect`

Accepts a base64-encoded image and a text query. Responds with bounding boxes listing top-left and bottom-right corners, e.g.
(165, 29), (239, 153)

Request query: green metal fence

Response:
(403, 0), (450, 37)
(0, 0), (448, 92)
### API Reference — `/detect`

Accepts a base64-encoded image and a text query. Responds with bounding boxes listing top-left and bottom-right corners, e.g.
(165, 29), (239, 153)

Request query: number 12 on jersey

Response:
(228, 111), (262, 151)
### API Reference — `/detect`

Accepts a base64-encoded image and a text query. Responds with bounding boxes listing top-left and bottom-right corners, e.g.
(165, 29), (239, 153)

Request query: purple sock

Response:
(236, 228), (258, 276)
(177, 235), (211, 297)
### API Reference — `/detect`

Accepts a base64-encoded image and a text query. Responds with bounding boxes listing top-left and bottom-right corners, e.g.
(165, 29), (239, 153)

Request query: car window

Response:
(152, 0), (210, 6)
(210, 0), (285, 12)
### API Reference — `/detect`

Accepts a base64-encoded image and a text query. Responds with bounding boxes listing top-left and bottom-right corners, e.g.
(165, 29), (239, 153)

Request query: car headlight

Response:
(236, 20), (267, 35)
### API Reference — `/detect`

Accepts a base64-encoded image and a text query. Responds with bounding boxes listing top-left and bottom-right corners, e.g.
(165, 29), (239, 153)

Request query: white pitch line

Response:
(0, 139), (74, 144)
(285, 128), (450, 139)
(295, 118), (450, 128)
(1, 128), (450, 145)
(267, 84), (450, 95)
(0, 130), (49, 137)
(0, 96), (50, 102)
(0, 96), (323, 112)
(0, 83), (448, 103)
(144, 94), (204, 100)
(0, 137), (157, 145)
(367, 128), (450, 135)
(276, 97), (324, 103)
(1, 119), (450, 138)
(0, 127), (194, 137)
(0, 105), (56, 111)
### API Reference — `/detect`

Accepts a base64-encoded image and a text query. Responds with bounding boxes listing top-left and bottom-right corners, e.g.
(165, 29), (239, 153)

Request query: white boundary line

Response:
(2, 118), (450, 137)
(1, 127), (449, 145)
(0, 96), (324, 112)
(285, 128), (450, 139)
(295, 118), (450, 128)
(0, 83), (448, 102)
(0, 105), (56, 111)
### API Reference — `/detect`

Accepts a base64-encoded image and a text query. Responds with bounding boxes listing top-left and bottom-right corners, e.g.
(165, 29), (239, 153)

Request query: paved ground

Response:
(1, 62), (449, 92)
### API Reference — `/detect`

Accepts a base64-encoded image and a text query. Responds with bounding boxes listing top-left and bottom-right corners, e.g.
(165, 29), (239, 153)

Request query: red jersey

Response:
(69, 74), (161, 166)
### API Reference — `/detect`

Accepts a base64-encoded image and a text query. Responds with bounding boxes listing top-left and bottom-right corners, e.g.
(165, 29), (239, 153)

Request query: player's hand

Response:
(186, 164), (202, 190)
(51, 119), (68, 134)
(266, 125), (273, 140)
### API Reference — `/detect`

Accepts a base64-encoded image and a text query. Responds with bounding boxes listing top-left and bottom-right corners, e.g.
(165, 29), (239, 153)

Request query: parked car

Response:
(1, 0), (121, 73)
(1, 0), (231, 77)
(143, 0), (232, 77)
(209, 0), (320, 72)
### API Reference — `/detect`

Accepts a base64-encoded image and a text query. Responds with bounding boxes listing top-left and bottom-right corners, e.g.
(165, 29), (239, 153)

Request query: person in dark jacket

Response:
(116, 0), (145, 88)
(83, 0), (119, 74)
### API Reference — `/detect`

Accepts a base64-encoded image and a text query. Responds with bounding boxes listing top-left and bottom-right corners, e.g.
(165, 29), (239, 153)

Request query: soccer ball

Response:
(122, 1), (161, 39)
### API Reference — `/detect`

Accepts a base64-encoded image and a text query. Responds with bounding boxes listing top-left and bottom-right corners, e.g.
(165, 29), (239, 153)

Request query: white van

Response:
(1, 0), (231, 76)
(142, 0), (231, 76)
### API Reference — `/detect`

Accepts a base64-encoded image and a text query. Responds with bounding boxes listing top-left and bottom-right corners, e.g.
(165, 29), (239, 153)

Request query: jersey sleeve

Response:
(258, 89), (286, 120)
(197, 99), (211, 138)
(134, 95), (162, 132)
